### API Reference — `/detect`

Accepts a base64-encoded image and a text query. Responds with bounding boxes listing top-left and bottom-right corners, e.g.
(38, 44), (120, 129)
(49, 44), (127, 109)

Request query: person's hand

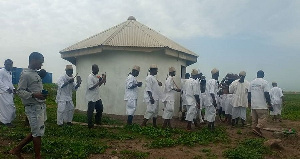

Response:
(32, 92), (46, 100)
(158, 81), (162, 86)
(197, 103), (200, 109)
(137, 82), (143, 87)
(68, 78), (74, 83)
(76, 76), (82, 84)
(176, 88), (181, 92)
(150, 97), (155, 104)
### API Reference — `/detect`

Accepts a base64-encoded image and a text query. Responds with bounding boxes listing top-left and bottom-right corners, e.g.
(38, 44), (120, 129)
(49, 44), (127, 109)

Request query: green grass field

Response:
(0, 84), (299, 159)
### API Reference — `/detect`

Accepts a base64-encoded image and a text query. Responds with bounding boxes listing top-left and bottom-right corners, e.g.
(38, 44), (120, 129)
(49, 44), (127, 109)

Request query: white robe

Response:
(162, 76), (176, 119)
(124, 74), (139, 115)
(269, 87), (284, 115)
(0, 68), (16, 124)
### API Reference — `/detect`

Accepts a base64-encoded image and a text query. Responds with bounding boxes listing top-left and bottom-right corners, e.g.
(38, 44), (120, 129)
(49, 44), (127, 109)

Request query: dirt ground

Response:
(90, 115), (300, 159)
(1, 115), (299, 159)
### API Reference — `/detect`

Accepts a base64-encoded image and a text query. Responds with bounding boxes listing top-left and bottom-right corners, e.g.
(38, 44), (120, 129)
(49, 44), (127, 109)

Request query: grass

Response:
(1, 84), (299, 158)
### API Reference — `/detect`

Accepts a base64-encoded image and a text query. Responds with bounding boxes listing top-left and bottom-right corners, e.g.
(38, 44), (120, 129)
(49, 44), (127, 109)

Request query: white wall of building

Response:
(75, 50), (186, 116)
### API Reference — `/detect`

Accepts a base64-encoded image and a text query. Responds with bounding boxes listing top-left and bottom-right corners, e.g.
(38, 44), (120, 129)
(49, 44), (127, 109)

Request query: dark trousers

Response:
(87, 99), (103, 128)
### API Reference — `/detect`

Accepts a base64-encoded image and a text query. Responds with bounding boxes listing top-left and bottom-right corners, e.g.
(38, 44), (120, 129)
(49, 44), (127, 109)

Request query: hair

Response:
(257, 70), (264, 77)
(92, 64), (98, 70)
(185, 73), (190, 79)
(4, 59), (13, 64)
(29, 52), (44, 62)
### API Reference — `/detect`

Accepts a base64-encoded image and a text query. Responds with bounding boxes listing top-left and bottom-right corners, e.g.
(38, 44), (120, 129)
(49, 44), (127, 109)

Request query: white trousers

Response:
(162, 101), (174, 119)
(144, 100), (159, 119)
(232, 106), (247, 120)
(57, 101), (74, 125)
(270, 104), (282, 115)
(204, 105), (216, 122)
(185, 104), (197, 122)
(126, 99), (137, 116)
(0, 93), (16, 124)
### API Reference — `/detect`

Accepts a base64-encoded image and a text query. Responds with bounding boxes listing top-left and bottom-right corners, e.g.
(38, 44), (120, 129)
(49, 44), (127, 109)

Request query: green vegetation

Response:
(282, 93), (300, 120)
(223, 138), (271, 159)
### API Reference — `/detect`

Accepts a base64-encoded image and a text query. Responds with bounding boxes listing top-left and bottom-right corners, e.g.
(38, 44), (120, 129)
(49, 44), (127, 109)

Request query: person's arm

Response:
(127, 76), (138, 89)
(88, 77), (104, 90)
(264, 92), (271, 106)
(248, 92), (251, 108)
(17, 73), (45, 100)
(61, 78), (74, 88)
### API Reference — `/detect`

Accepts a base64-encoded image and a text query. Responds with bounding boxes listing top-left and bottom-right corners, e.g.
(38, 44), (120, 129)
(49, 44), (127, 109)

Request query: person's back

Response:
(270, 86), (283, 105)
(249, 78), (269, 109)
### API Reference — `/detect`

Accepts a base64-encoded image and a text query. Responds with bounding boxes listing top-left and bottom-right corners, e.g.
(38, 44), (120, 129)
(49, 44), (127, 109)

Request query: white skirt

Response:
(204, 105), (216, 122)
(270, 104), (282, 115)
(162, 101), (174, 119)
(0, 93), (16, 124)
(232, 106), (246, 120)
(126, 99), (137, 116)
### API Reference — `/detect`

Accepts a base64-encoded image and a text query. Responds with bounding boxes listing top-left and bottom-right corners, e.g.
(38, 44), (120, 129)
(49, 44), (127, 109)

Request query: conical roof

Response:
(60, 16), (198, 62)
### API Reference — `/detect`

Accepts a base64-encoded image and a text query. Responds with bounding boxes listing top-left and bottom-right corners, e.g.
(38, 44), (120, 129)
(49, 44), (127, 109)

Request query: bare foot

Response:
(9, 149), (24, 159)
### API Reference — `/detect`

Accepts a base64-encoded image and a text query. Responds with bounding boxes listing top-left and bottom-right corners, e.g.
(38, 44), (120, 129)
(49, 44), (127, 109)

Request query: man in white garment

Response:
(205, 68), (219, 131)
(86, 64), (106, 129)
(141, 64), (162, 127)
(124, 65), (142, 125)
(179, 73), (190, 121)
(162, 67), (181, 128)
(269, 82), (284, 122)
(248, 70), (271, 137)
(185, 69), (200, 130)
(56, 65), (81, 126)
(0, 59), (16, 127)
(229, 71), (249, 127)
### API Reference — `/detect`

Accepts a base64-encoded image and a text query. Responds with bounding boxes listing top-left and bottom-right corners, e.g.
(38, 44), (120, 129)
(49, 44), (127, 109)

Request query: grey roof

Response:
(60, 17), (198, 57)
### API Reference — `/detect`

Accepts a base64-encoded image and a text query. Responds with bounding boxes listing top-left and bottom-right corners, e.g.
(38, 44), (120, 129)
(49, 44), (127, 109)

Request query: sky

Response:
(0, 0), (299, 91)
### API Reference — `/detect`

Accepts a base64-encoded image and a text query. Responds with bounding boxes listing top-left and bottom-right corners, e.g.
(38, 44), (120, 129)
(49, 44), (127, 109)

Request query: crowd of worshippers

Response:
(1, 52), (284, 158)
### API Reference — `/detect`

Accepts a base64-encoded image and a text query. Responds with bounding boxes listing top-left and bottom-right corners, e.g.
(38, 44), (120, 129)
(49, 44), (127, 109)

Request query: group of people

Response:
(0, 51), (283, 158)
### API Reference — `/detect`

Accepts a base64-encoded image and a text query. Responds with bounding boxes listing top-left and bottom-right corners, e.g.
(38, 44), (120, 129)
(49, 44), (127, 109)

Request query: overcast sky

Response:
(1, 0), (299, 91)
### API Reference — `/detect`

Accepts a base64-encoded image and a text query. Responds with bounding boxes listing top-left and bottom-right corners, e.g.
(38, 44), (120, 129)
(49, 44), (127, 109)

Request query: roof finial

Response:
(127, 16), (136, 21)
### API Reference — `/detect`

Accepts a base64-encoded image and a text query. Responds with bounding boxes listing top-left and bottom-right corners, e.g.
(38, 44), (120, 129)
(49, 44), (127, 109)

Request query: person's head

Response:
(191, 69), (198, 79)
(92, 64), (99, 75)
(169, 67), (176, 76)
(257, 70), (264, 78)
(132, 65), (140, 77)
(149, 64), (158, 75)
(4, 59), (13, 71)
(272, 82), (277, 87)
(239, 71), (246, 82)
(211, 68), (219, 80)
(65, 65), (73, 77)
(185, 73), (190, 79)
(197, 69), (203, 79)
(29, 52), (44, 70)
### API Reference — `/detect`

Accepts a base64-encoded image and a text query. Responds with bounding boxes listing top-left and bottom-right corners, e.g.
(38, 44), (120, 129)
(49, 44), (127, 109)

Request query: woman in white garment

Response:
(0, 59), (16, 127)
(124, 66), (142, 125)
(162, 67), (180, 128)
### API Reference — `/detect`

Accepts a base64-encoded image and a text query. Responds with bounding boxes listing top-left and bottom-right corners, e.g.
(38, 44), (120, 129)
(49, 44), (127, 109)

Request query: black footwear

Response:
(67, 122), (73, 126)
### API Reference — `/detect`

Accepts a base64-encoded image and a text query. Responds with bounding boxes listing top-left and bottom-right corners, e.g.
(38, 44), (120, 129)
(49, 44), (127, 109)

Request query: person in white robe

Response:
(229, 71), (249, 127)
(56, 65), (81, 126)
(124, 65), (142, 125)
(0, 59), (16, 127)
(205, 68), (219, 131)
(162, 67), (181, 128)
(185, 69), (200, 130)
(269, 82), (284, 122)
(141, 64), (162, 127)
(179, 73), (190, 121)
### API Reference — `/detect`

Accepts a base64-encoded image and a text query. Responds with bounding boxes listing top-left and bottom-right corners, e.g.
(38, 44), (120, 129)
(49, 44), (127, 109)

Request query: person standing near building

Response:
(229, 71), (249, 127)
(10, 52), (46, 159)
(86, 64), (106, 129)
(162, 67), (181, 128)
(56, 65), (81, 126)
(0, 59), (16, 127)
(269, 82), (284, 122)
(124, 65), (142, 125)
(205, 68), (219, 131)
(141, 64), (162, 127)
(248, 70), (271, 137)
(179, 73), (190, 121)
(185, 69), (200, 130)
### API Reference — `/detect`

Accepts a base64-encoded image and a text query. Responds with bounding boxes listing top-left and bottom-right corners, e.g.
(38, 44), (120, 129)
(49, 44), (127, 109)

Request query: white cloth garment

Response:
(181, 79), (188, 106)
(56, 73), (78, 125)
(124, 74), (139, 116)
(270, 87), (283, 105)
(206, 79), (219, 106)
(162, 76), (176, 119)
(184, 78), (200, 121)
(0, 68), (16, 124)
(204, 105), (216, 122)
(144, 75), (161, 119)
(86, 73), (101, 102)
(185, 103), (197, 121)
(232, 107), (247, 120)
(270, 104), (282, 115)
(223, 94), (233, 115)
(229, 80), (250, 108)
(248, 78), (270, 109)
